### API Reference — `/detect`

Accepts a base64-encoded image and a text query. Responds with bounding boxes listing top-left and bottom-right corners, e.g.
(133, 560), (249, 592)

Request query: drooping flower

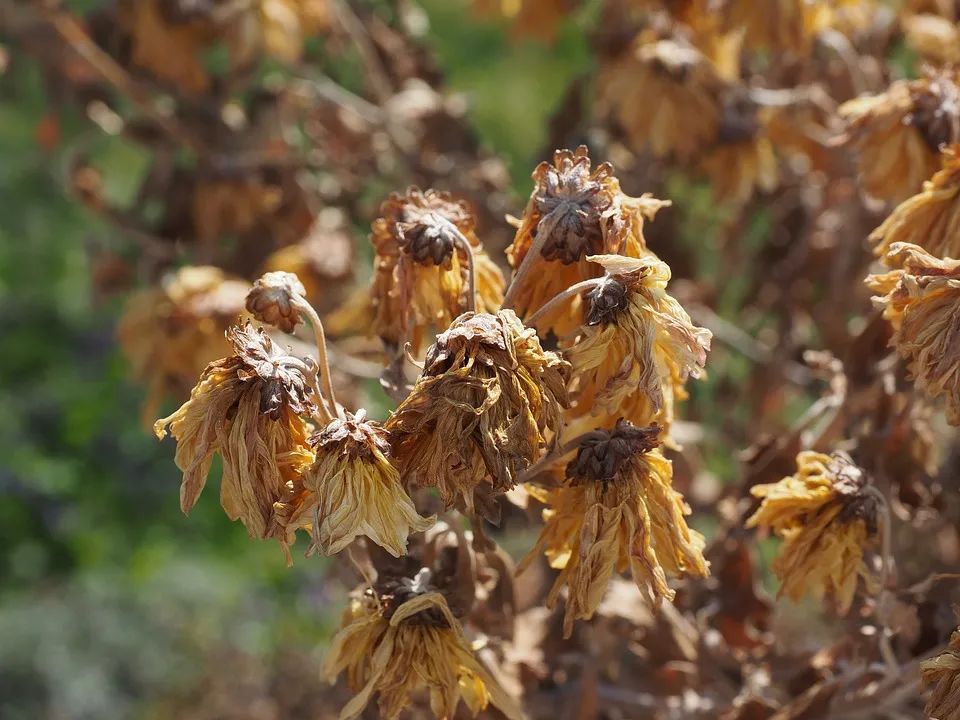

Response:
(920, 629), (960, 720)
(118, 265), (249, 426)
(601, 39), (725, 164)
(324, 571), (524, 720)
(565, 254), (711, 434)
(746, 451), (880, 614)
(838, 71), (960, 202)
(388, 310), (569, 522)
(154, 323), (316, 547)
(601, 40), (776, 203)
(246, 270), (307, 333)
(718, 0), (870, 54)
(286, 410), (434, 558)
(505, 146), (668, 337)
(869, 146), (960, 262)
(867, 243), (960, 423)
(520, 420), (709, 637)
(364, 187), (504, 355)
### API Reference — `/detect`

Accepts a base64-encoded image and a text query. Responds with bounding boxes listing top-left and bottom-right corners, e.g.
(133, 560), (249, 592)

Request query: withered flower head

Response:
(245, 271), (307, 333)
(324, 570), (524, 720)
(718, 0), (854, 54)
(118, 265), (249, 426)
(388, 310), (569, 522)
(600, 39), (725, 164)
(154, 323), (316, 550)
(366, 187), (505, 353)
(869, 146), (960, 261)
(839, 71), (960, 202)
(281, 410), (435, 558)
(920, 629), (960, 720)
(520, 420), (708, 638)
(746, 451), (880, 614)
(868, 243), (960, 423)
(567, 254), (711, 434)
(506, 146), (668, 336)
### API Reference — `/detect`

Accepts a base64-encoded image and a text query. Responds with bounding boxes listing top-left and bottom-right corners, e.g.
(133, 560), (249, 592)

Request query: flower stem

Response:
(437, 217), (477, 314)
(502, 221), (552, 310)
(864, 484), (898, 675)
(293, 296), (342, 419)
(526, 278), (605, 328)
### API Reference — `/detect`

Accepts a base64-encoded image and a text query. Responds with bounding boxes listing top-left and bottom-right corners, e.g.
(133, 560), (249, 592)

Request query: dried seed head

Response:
(905, 72), (960, 151)
(311, 409), (389, 459)
(245, 271), (307, 333)
(584, 277), (630, 325)
(567, 420), (662, 482)
(379, 187), (475, 267)
(423, 310), (510, 373)
(229, 323), (316, 418)
(376, 568), (450, 627)
(533, 146), (615, 265)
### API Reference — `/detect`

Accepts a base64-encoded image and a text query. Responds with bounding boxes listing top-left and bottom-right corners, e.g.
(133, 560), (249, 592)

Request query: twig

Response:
(292, 296), (342, 420)
(436, 216), (478, 314)
(526, 278), (605, 328)
(330, 0), (393, 104)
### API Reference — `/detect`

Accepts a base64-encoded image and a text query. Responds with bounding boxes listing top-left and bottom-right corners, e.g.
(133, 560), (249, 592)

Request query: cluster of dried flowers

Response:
(14, 0), (960, 717)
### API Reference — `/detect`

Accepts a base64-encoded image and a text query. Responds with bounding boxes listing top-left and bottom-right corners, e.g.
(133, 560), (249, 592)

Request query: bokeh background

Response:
(1, 1), (942, 718)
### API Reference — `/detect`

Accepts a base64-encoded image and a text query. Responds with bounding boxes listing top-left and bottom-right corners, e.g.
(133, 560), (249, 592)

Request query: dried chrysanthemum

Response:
(365, 187), (504, 354)
(839, 71), (960, 202)
(699, 98), (779, 204)
(566, 255), (711, 434)
(746, 451), (881, 614)
(505, 146), (668, 337)
(324, 572), (523, 720)
(869, 146), (960, 261)
(904, 12), (960, 65)
(246, 271), (307, 333)
(388, 310), (568, 522)
(118, 266), (249, 425)
(868, 243), (960, 423)
(520, 420), (708, 637)
(154, 323), (316, 547)
(921, 629), (960, 720)
(601, 39), (725, 164)
(282, 410), (434, 558)
(718, 0), (853, 54)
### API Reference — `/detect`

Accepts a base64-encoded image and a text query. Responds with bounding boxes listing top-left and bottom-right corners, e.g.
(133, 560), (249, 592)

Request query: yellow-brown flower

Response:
(746, 451), (880, 614)
(904, 13), (960, 66)
(366, 188), (504, 355)
(718, 0), (846, 54)
(520, 421), (708, 637)
(246, 271), (307, 333)
(921, 629), (960, 720)
(700, 99), (779, 204)
(388, 310), (569, 522)
(869, 146), (960, 261)
(839, 71), (960, 202)
(324, 576), (524, 720)
(290, 411), (434, 558)
(566, 254), (711, 434)
(868, 243), (960, 423)
(601, 39), (725, 164)
(118, 266), (249, 426)
(505, 146), (668, 337)
(154, 323), (316, 545)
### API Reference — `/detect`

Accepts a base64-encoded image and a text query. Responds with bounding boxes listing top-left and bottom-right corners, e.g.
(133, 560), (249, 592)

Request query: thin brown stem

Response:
(292, 296), (342, 420)
(516, 431), (604, 486)
(526, 278), (605, 328)
(502, 226), (551, 310)
(864, 484), (897, 675)
(436, 217), (477, 314)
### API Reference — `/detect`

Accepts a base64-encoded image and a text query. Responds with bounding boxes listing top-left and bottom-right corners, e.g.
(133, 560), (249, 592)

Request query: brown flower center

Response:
(585, 277), (630, 326)
(907, 75), (960, 152)
(377, 568), (451, 627)
(567, 420), (662, 482)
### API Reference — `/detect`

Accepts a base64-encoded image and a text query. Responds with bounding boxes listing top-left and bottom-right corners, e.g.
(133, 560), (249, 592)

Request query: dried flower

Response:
(904, 13), (960, 65)
(293, 410), (434, 558)
(868, 243), (960, 423)
(839, 71), (960, 202)
(699, 98), (778, 204)
(505, 146), (668, 336)
(154, 323), (316, 546)
(366, 187), (504, 354)
(566, 254), (711, 434)
(261, 224), (353, 314)
(520, 420), (708, 637)
(601, 39), (725, 164)
(324, 575), (523, 720)
(388, 310), (568, 522)
(869, 146), (960, 261)
(746, 451), (880, 614)
(718, 0), (851, 53)
(246, 271), (307, 333)
(118, 266), (249, 426)
(920, 629), (960, 720)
